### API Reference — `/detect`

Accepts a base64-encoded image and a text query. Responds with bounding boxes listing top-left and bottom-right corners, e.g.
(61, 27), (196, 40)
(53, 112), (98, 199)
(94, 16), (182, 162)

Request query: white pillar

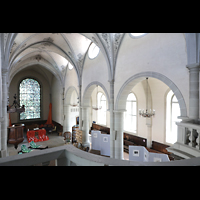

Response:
(146, 118), (152, 148)
(109, 80), (115, 158)
(114, 110), (125, 160)
(63, 104), (71, 132)
(0, 64), (2, 153)
(78, 85), (82, 130)
(186, 64), (200, 121)
(1, 69), (8, 157)
(82, 106), (90, 147)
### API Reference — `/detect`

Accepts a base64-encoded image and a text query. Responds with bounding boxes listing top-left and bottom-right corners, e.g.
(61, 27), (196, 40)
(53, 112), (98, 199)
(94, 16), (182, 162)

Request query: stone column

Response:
(109, 80), (115, 158)
(82, 106), (90, 147)
(146, 118), (152, 148)
(1, 69), (8, 157)
(78, 85), (82, 130)
(186, 64), (200, 121)
(114, 110), (125, 160)
(63, 104), (71, 132)
(0, 64), (2, 154)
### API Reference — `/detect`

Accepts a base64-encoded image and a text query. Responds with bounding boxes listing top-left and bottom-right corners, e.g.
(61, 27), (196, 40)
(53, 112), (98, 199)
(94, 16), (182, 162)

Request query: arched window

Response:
(19, 78), (41, 120)
(97, 92), (106, 125)
(124, 93), (137, 133)
(166, 90), (181, 144)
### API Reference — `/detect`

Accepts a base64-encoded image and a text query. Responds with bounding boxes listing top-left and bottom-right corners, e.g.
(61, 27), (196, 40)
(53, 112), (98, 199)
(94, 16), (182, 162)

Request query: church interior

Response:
(0, 33), (200, 166)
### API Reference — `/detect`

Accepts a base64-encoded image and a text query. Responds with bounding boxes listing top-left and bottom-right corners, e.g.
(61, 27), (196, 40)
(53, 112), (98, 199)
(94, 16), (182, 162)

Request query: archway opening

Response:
(82, 82), (110, 128)
(63, 86), (79, 133)
(115, 72), (186, 158)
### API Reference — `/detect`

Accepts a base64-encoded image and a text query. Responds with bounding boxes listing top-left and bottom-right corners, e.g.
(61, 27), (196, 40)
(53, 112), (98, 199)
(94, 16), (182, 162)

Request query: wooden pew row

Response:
(90, 123), (174, 160)
(90, 123), (110, 134)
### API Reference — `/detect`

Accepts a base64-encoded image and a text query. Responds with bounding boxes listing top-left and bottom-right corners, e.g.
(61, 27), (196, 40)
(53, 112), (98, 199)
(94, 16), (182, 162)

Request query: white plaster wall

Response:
(115, 33), (188, 114)
(148, 78), (169, 143)
(9, 67), (51, 124)
(64, 66), (79, 129)
(64, 67), (79, 97)
(131, 81), (146, 138)
(82, 50), (110, 99)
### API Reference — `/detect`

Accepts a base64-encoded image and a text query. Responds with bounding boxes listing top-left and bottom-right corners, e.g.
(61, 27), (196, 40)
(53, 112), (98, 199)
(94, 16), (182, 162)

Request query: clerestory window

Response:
(88, 43), (100, 59)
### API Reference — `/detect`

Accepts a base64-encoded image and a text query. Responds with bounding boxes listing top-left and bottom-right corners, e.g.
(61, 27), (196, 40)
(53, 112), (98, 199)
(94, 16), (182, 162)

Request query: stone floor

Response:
(7, 131), (65, 157)
(7, 131), (130, 165)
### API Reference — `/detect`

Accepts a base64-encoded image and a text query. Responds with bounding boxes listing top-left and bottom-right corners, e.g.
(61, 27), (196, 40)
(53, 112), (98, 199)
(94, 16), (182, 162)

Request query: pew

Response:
(123, 132), (147, 153)
(150, 141), (174, 160)
(90, 123), (110, 134)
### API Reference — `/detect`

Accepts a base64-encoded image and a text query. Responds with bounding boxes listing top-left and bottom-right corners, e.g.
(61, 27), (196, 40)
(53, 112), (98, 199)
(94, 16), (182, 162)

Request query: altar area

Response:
(7, 132), (65, 157)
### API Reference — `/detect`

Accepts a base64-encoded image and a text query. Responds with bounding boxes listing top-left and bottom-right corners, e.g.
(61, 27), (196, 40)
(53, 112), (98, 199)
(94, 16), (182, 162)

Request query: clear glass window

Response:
(97, 92), (106, 125)
(68, 62), (73, 70)
(129, 33), (147, 39)
(166, 90), (181, 144)
(124, 93), (137, 133)
(88, 43), (100, 59)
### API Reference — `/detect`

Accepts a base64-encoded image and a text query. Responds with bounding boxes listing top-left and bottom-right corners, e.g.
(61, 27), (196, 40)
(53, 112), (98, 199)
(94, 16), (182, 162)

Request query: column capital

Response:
(186, 63), (200, 71)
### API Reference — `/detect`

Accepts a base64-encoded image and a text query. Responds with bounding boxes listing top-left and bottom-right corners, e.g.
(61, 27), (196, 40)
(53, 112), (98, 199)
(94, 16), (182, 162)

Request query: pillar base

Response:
(82, 141), (90, 148)
(0, 150), (7, 158)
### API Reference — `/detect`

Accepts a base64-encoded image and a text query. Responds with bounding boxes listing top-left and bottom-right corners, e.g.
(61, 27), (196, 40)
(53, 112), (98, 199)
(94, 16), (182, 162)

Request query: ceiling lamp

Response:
(7, 94), (25, 113)
(92, 85), (102, 110)
(139, 78), (155, 118)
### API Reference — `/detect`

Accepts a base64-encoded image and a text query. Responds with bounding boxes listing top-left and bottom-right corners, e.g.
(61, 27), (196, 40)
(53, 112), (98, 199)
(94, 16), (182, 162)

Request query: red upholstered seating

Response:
(38, 129), (49, 141)
(27, 129), (49, 143)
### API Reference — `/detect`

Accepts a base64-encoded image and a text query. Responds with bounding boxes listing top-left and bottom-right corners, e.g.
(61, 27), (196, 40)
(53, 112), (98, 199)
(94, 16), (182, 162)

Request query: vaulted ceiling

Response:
(6, 33), (100, 85)
(4, 33), (128, 86)
(4, 33), (143, 86)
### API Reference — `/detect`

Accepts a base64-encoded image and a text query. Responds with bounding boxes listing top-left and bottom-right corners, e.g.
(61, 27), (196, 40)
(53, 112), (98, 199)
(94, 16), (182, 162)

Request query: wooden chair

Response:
(63, 132), (71, 144)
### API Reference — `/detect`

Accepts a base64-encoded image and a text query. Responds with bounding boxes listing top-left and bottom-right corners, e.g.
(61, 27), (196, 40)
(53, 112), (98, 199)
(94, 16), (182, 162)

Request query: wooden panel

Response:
(7, 124), (24, 149)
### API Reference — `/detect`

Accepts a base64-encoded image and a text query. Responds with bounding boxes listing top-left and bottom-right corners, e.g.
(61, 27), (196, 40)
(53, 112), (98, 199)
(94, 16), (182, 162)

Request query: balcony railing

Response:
(167, 121), (200, 159)
(1, 144), (200, 166)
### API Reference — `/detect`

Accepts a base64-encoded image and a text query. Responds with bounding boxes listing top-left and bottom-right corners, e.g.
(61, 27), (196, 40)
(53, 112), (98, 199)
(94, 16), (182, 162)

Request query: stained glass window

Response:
(19, 78), (41, 120)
